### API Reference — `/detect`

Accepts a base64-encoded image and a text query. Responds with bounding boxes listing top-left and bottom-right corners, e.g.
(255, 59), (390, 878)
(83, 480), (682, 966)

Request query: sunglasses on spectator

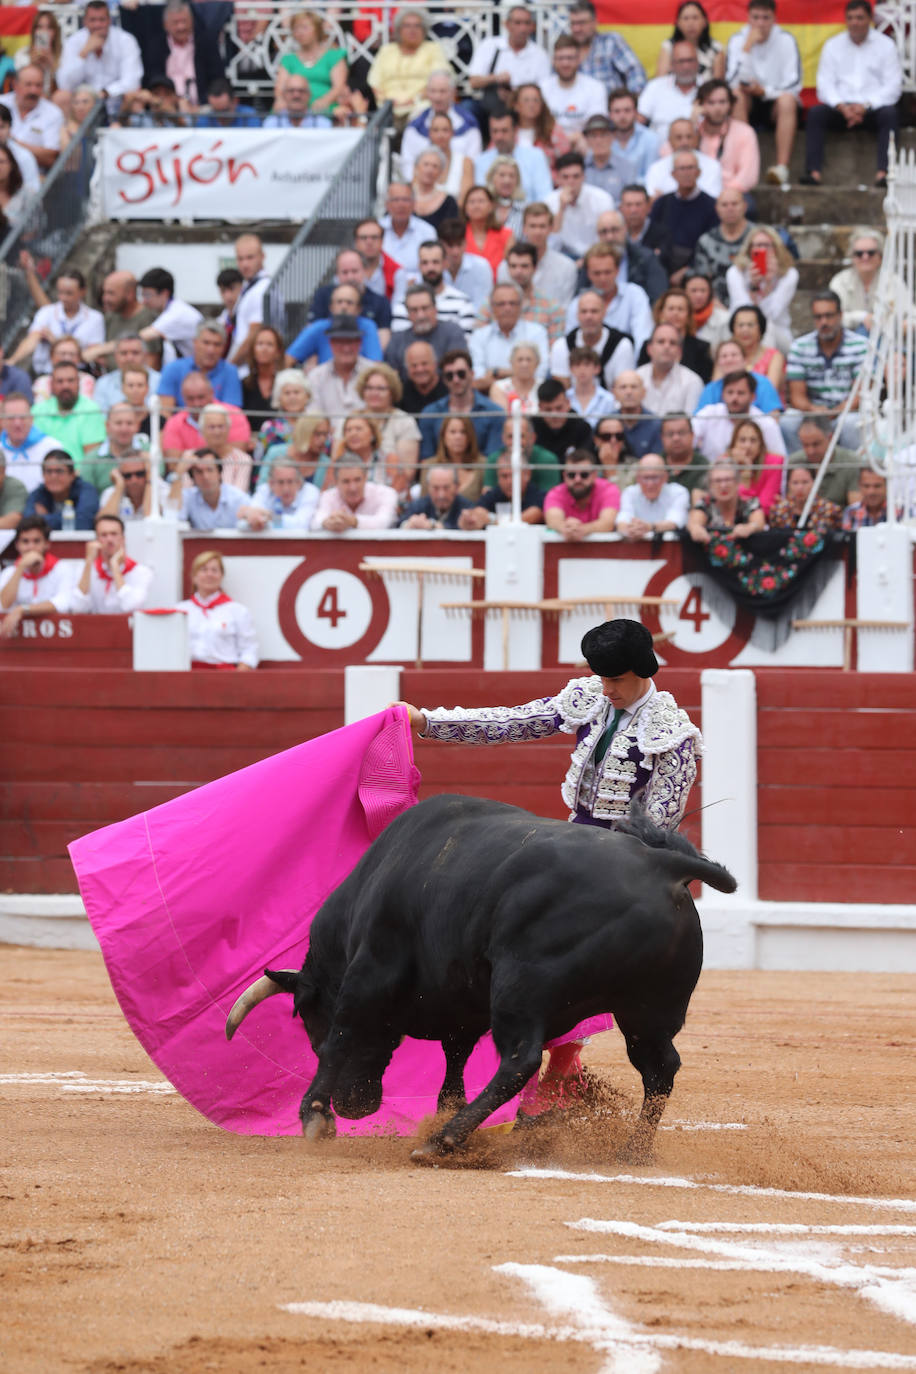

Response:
(121, 469), (146, 479)
(596, 431), (624, 442)
(852, 248), (879, 258)
(443, 368), (468, 380)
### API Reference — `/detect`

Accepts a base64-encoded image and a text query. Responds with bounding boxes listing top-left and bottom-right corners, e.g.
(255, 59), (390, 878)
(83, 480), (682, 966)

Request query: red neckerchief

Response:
(21, 552), (58, 581)
(191, 592), (232, 615)
(95, 554), (137, 585)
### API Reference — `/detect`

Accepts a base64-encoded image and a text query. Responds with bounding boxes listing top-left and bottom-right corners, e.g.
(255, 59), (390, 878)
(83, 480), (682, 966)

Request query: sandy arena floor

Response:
(3, 947), (916, 1374)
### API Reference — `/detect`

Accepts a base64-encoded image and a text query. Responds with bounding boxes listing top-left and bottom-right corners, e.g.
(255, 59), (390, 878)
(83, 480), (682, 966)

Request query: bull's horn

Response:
(225, 971), (297, 1041)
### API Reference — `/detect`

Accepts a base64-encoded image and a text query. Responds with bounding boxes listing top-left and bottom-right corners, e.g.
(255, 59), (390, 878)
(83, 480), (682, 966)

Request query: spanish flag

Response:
(0, 6), (37, 53)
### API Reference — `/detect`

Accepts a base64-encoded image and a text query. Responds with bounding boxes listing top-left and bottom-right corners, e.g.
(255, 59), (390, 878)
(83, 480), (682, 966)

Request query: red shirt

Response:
(543, 476), (621, 522)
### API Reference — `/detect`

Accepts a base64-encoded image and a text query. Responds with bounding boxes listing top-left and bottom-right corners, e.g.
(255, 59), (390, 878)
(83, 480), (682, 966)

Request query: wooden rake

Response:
(359, 560), (485, 668)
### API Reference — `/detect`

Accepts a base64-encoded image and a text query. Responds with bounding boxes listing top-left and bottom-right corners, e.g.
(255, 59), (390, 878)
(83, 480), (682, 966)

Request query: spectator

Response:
(400, 71), (482, 182)
(803, 0), (901, 187)
(532, 379), (596, 464)
(399, 463), (472, 529)
(177, 549), (258, 670)
(489, 342), (542, 413)
(461, 451), (546, 528)
(166, 449), (247, 529)
(70, 512), (152, 614)
(0, 64), (64, 171)
(24, 448), (99, 529)
(81, 400), (149, 494)
(586, 210), (669, 304)
(696, 79), (760, 193)
(0, 515), (72, 636)
(566, 243), (653, 355)
(546, 152), (614, 263)
(541, 34), (606, 149)
(307, 316), (373, 434)
(510, 84), (572, 179)
(31, 362), (105, 467)
(331, 411), (382, 473)
(636, 323), (705, 414)
(15, 11), (62, 98)
(469, 283), (549, 394)
(0, 347), (33, 406)
(581, 115), (632, 205)
(730, 302), (785, 392)
(656, 2), (726, 83)
(313, 460), (399, 532)
(619, 183), (674, 272)
(227, 234), (271, 373)
(197, 405), (252, 492)
(354, 363), (421, 479)
(645, 118), (722, 201)
(129, 0), (225, 114)
(422, 111), (475, 206)
(728, 416), (784, 514)
(783, 291), (868, 452)
(289, 283), (382, 367)
(649, 151), (719, 275)
(0, 393), (57, 490)
(57, 1), (142, 118)
(637, 40), (701, 140)
(499, 202), (577, 307)
(467, 7), (550, 104)
(368, 9), (447, 126)
(0, 450), (26, 546)
(612, 371), (663, 458)
(399, 341), (446, 413)
(609, 88), (659, 181)
(391, 241), (476, 336)
(215, 266), (243, 344)
(593, 415), (637, 487)
(138, 268), (204, 360)
(411, 148), (459, 230)
(566, 346), (618, 423)
(354, 217), (400, 301)
(261, 413), (332, 488)
(241, 326), (284, 424)
(0, 142), (29, 227)
(841, 467), (888, 529)
(462, 184), (514, 277)
(482, 241), (565, 344)
(121, 367), (152, 438)
(694, 337), (782, 412)
(99, 453), (167, 523)
(83, 271), (158, 373)
(275, 11), (347, 119)
(685, 273), (731, 349)
(687, 456), (765, 542)
(550, 289), (636, 388)
(638, 288), (714, 382)
(239, 461), (320, 532)
(419, 347), (504, 459)
(691, 188), (756, 306)
(481, 157), (526, 243)
(475, 104), (553, 204)
(569, 1), (647, 93)
(694, 369), (787, 460)
(438, 217), (494, 310)
(727, 0), (802, 187)
(117, 73), (185, 128)
(0, 104), (40, 202)
(428, 415), (485, 500)
(381, 183), (431, 274)
(660, 412), (710, 492)
(196, 78), (259, 129)
(617, 453), (689, 538)
(159, 320), (241, 415)
(384, 284), (467, 378)
(544, 448), (619, 540)
(829, 228), (898, 332)
(161, 371), (251, 459)
(726, 225), (798, 353)
(482, 413), (559, 491)
(310, 248), (393, 341)
(769, 462), (842, 533)
(11, 268), (104, 377)
(264, 74), (330, 130)
(31, 338), (95, 404)
(789, 414), (860, 508)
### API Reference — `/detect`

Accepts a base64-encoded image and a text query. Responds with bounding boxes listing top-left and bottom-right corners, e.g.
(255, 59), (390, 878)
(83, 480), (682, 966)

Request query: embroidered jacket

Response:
(422, 676), (700, 829)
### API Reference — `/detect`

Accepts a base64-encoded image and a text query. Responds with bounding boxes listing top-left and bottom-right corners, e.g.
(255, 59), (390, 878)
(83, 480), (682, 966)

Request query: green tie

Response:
(593, 707), (623, 767)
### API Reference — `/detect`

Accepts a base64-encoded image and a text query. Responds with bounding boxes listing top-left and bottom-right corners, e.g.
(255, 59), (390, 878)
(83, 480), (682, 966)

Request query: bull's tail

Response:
(616, 801), (737, 896)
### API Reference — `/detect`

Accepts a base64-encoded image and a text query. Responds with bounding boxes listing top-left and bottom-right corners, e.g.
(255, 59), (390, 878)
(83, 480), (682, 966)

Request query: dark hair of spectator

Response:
(51, 361), (80, 376)
(685, 273), (714, 308)
(797, 414), (832, 436)
(0, 143), (23, 198)
(440, 348), (473, 372)
(405, 282), (436, 306)
(461, 184), (498, 229)
(0, 105), (10, 127)
(16, 515), (52, 544)
(522, 201), (552, 221)
(812, 289), (843, 312)
(251, 324), (284, 362)
(437, 218), (466, 246)
(507, 240), (537, 267)
(538, 378), (566, 404)
(510, 85), (557, 145)
(553, 33), (580, 53)
(191, 448), (221, 470)
(671, 1), (715, 51)
(206, 77), (234, 101)
(83, 0), (108, 16)
(419, 238), (444, 255)
(729, 302), (767, 336)
(333, 454), (369, 477)
(555, 151), (586, 173)
(42, 449), (74, 470)
(569, 346), (601, 368)
(748, 0), (776, 11)
(216, 267), (243, 289)
(487, 103), (519, 126)
(57, 268), (86, 291)
(594, 418), (635, 457)
(845, 0), (872, 15)
(721, 369), (757, 391)
(434, 414), (480, 466)
(565, 447), (600, 467)
(620, 182), (649, 199)
(569, 0), (597, 16)
(354, 217), (382, 236)
(139, 268), (175, 296)
(608, 87), (637, 106)
(29, 10), (62, 60)
(697, 78), (734, 106)
(660, 412), (694, 432)
(95, 512), (125, 533)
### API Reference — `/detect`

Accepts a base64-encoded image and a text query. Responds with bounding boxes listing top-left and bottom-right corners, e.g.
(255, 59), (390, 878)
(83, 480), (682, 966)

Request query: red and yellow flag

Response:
(0, 6), (37, 54)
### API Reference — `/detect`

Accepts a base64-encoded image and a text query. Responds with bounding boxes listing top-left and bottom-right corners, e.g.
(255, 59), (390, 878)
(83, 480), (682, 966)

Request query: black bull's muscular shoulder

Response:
(226, 794), (736, 1163)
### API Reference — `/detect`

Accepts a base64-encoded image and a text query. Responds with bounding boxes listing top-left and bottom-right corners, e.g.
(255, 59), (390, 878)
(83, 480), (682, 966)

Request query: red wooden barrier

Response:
(0, 614), (132, 667)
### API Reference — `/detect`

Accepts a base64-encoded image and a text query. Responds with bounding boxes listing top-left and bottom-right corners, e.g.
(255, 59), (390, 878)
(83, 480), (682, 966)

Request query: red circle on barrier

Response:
(277, 559), (391, 664)
(641, 561), (754, 668)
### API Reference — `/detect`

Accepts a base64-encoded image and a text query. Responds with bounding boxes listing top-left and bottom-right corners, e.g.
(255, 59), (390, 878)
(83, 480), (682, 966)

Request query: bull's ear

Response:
(265, 967), (299, 993)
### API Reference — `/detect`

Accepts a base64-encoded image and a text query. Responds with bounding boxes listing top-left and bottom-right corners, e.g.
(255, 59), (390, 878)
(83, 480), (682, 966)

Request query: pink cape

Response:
(68, 707), (612, 1137)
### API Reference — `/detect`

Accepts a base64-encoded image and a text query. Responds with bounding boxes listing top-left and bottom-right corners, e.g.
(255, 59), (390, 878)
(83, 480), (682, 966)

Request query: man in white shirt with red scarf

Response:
(70, 513), (152, 614)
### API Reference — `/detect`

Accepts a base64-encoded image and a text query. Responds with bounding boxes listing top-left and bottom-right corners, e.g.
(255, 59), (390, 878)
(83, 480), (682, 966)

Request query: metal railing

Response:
(0, 97), (106, 353)
(263, 101), (391, 345)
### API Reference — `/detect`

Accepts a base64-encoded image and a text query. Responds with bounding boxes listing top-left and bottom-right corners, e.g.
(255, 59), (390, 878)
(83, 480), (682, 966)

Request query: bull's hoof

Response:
(409, 1134), (462, 1166)
(301, 1104), (336, 1142)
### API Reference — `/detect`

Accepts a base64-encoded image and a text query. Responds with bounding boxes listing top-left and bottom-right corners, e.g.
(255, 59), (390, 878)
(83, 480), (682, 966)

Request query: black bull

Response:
(226, 794), (737, 1161)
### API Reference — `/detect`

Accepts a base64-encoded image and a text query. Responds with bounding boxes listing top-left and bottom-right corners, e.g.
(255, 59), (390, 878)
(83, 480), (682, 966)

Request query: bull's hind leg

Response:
(436, 1032), (477, 1114)
(615, 1010), (684, 1164)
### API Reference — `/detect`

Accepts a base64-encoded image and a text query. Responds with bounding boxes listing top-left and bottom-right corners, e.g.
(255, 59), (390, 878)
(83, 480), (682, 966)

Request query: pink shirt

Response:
(739, 451), (783, 516)
(697, 118), (760, 193)
(166, 39), (197, 105)
(543, 476), (621, 522)
(161, 405), (251, 454)
(313, 481), (399, 530)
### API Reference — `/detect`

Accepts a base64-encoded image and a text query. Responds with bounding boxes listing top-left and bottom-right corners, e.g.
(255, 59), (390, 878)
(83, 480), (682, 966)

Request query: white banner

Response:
(99, 128), (364, 221)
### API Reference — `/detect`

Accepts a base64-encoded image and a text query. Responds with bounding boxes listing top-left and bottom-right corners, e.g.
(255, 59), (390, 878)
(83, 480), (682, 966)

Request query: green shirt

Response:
(483, 443), (561, 490)
(668, 449), (710, 494)
(788, 446), (859, 509)
(279, 46), (345, 108)
(30, 395), (107, 470)
(81, 435), (150, 494)
(0, 472), (27, 517)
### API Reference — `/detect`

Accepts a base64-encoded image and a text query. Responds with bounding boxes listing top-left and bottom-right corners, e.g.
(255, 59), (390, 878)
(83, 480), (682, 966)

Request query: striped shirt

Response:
(785, 329), (870, 409)
(578, 31), (647, 94)
(477, 286), (566, 345)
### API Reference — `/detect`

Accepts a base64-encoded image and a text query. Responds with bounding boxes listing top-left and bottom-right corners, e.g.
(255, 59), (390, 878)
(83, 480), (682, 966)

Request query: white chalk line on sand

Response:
(0, 1071), (175, 1095)
(554, 1254), (916, 1281)
(509, 1168), (916, 1214)
(656, 1222), (916, 1236)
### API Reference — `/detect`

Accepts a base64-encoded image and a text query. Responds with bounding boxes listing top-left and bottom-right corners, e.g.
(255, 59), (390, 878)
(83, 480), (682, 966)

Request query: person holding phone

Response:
(725, 225), (797, 353)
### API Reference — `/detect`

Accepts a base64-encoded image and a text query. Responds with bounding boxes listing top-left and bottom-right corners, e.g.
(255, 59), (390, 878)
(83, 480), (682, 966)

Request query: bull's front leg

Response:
(413, 1035), (544, 1163)
(616, 1018), (682, 1164)
(436, 1032), (477, 1114)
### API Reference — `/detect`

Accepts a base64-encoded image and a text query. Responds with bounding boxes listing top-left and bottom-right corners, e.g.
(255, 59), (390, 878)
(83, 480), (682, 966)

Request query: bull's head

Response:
(225, 968), (299, 1040)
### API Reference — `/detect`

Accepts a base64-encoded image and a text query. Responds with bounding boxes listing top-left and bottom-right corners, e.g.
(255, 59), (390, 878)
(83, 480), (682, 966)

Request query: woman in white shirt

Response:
(725, 226), (798, 355)
(0, 515), (72, 637)
(427, 112), (474, 203)
(177, 550), (259, 671)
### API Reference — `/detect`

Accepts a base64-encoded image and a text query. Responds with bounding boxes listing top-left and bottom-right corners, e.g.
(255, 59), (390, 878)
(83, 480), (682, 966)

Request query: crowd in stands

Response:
(0, 0), (900, 666)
